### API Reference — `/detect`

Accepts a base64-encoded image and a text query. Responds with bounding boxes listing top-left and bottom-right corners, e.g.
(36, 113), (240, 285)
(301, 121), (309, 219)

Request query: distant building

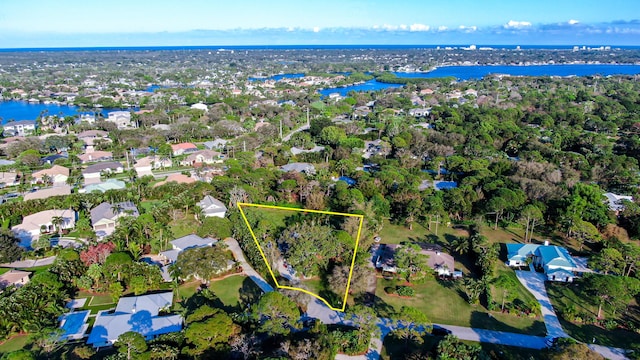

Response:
(3, 120), (36, 137)
(23, 185), (72, 201)
(153, 173), (196, 187)
(180, 150), (223, 167)
(280, 162), (316, 175)
(82, 162), (124, 185)
(160, 234), (217, 264)
(604, 192), (633, 215)
(32, 165), (70, 186)
(78, 151), (113, 164)
(170, 143), (198, 156)
(106, 111), (135, 129)
(506, 243), (579, 282)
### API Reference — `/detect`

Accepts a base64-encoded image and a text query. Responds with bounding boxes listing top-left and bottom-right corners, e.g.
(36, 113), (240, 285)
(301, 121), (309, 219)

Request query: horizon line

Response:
(1, 44), (639, 51)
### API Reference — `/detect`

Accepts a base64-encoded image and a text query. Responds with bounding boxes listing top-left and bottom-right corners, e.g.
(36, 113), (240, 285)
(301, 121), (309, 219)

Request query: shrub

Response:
(604, 319), (618, 331)
(384, 286), (396, 295)
(397, 286), (415, 297)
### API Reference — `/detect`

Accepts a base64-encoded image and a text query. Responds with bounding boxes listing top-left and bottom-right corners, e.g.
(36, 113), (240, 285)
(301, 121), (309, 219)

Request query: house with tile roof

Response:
(170, 142), (198, 156)
(179, 150), (223, 167)
(32, 165), (70, 185)
(11, 208), (75, 247)
(23, 185), (72, 201)
(0, 270), (31, 289)
(153, 173), (195, 187)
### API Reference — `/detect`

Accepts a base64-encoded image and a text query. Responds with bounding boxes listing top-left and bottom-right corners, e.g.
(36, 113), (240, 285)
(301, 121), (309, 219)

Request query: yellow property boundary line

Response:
(237, 202), (364, 312)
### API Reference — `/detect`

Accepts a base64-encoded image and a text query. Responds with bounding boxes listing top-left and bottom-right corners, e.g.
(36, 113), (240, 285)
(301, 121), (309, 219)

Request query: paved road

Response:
(224, 238), (274, 293)
(589, 344), (631, 360)
(515, 269), (569, 338)
(282, 124), (310, 142)
(1, 255), (57, 268)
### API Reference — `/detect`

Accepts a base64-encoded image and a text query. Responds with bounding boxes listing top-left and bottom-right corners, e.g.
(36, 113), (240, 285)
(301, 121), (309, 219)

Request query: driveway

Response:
(224, 238), (274, 293)
(515, 270), (568, 338)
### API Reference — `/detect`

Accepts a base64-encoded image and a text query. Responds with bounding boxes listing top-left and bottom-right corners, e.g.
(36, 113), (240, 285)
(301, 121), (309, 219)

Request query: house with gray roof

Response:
(90, 201), (139, 237)
(87, 292), (182, 348)
(159, 234), (217, 264)
(203, 139), (228, 150)
(506, 243), (579, 282)
(280, 162), (316, 175)
(604, 192), (633, 215)
(198, 195), (227, 218)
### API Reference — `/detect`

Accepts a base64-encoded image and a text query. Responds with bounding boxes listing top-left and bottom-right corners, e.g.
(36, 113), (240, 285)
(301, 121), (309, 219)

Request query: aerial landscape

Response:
(1, 1), (640, 359)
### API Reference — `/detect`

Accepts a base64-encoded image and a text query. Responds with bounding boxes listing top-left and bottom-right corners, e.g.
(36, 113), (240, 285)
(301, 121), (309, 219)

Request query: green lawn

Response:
(490, 263), (539, 310)
(87, 294), (114, 306)
(177, 281), (200, 303)
(170, 216), (200, 238)
(0, 268), (10, 276)
(0, 335), (30, 354)
(208, 275), (262, 309)
(375, 278), (546, 335)
(547, 282), (640, 349)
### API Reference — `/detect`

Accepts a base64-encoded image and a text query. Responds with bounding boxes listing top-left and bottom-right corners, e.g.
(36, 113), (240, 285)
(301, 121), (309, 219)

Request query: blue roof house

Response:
(506, 243), (578, 282)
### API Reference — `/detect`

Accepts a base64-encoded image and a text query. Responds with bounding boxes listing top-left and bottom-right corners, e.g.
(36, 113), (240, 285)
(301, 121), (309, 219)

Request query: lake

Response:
(319, 64), (640, 97)
(0, 101), (136, 124)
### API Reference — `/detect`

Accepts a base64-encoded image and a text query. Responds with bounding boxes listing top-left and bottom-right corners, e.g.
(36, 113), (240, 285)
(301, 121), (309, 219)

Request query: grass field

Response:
(375, 278), (546, 335)
(87, 294), (114, 306)
(0, 268), (10, 276)
(0, 335), (30, 354)
(490, 263), (539, 310)
(170, 216), (200, 238)
(547, 282), (640, 349)
(208, 275), (262, 309)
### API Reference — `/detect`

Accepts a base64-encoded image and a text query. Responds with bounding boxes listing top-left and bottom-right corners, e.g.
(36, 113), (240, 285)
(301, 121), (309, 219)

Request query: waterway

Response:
(0, 101), (136, 124)
(319, 64), (640, 97)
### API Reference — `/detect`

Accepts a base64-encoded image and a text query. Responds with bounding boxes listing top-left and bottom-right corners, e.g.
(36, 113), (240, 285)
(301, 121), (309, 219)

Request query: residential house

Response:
(77, 130), (111, 152)
(11, 208), (75, 247)
(171, 143), (198, 156)
(134, 156), (173, 177)
(506, 243), (578, 282)
(197, 195), (227, 218)
(0, 171), (18, 188)
(153, 173), (196, 187)
(203, 139), (228, 150)
(0, 270), (31, 289)
(180, 150), (223, 167)
(86, 292), (183, 348)
(106, 111), (135, 129)
(90, 201), (140, 237)
(190, 103), (208, 112)
(32, 165), (70, 186)
(374, 243), (459, 277)
(82, 162), (124, 185)
(408, 108), (431, 118)
(604, 192), (633, 215)
(81, 179), (126, 194)
(41, 154), (67, 165)
(280, 162), (316, 175)
(78, 151), (113, 164)
(3, 120), (36, 137)
(23, 185), (72, 201)
(160, 234), (217, 264)
(290, 146), (324, 155)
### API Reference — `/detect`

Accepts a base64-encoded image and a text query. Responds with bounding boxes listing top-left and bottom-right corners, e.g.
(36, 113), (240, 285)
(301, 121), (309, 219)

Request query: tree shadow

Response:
(370, 294), (396, 319)
(181, 288), (224, 313)
(469, 311), (546, 338)
(238, 276), (263, 309)
(437, 277), (468, 302)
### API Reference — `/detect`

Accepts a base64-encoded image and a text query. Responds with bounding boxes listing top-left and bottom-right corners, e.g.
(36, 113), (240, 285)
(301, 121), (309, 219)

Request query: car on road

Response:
(432, 325), (452, 336)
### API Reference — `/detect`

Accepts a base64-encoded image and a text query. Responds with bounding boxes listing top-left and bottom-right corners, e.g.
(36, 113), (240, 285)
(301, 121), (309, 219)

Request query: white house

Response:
(82, 162), (124, 185)
(106, 111), (135, 129)
(604, 192), (633, 215)
(86, 292), (183, 348)
(198, 195), (227, 218)
(159, 234), (217, 264)
(11, 209), (76, 247)
(3, 120), (36, 137)
(179, 150), (223, 167)
(134, 156), (173, 177)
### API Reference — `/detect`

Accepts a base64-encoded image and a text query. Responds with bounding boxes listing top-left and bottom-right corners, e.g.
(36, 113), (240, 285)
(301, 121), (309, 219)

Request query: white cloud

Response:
(458, 25), (477, 32)
(437, 26), (448, 32)
(503, 20), (532, 29)
(313, 27), (320, 33)
(568, 19), (580, 25)
(399, 24), (408, 31)
(409, 23), (430, 32)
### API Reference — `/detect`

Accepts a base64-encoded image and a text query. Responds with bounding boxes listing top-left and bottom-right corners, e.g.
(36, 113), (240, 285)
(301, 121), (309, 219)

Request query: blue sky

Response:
(0, 0), (639, 47)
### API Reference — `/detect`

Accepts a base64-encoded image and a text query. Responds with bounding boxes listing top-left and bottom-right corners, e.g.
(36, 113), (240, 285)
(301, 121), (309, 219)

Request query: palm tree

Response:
(51, 215), (64, 236)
